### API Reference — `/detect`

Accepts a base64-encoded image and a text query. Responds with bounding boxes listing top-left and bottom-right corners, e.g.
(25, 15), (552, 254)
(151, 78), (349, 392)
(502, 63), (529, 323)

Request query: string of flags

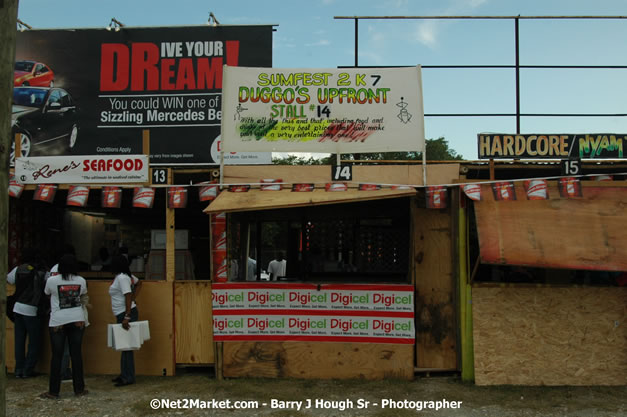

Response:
(7, 172), (623, 210)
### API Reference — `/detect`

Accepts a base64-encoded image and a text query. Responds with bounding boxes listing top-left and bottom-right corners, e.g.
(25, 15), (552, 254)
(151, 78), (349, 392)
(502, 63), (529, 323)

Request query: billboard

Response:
(221, 66), (425, 153)
(14, 25), (273, 165)
(478, 133), (627, 159)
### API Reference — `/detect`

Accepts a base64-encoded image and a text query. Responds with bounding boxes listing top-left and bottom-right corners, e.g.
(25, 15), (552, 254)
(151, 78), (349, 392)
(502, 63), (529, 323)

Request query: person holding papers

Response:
(40, 254), (88, 399)
(109, 255), (139, 387)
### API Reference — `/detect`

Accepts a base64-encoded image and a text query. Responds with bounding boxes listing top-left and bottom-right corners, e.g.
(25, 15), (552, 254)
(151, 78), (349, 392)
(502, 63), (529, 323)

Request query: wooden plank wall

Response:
(5, 281), (175, 376)
(413, 205), (457, 370)
(174, 281), (214, 364)
(473, 287), (627, 385)
(222, 342), (414, 380)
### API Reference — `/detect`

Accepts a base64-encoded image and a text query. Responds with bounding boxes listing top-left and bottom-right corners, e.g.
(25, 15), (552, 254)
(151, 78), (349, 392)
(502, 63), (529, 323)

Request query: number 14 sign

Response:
(332, 165), (352, 181)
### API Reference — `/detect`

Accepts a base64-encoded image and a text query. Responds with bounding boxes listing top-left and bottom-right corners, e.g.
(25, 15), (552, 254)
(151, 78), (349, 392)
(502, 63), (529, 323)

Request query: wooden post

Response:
(14, 133), (20, 161)
(458, 204), (475, 382)
(166, 168), (175, 282)
(142, 129), (150, 156)
(489, 158), (495, 181)
(215, 342), (223, 380)
(1, 1), (19, 412)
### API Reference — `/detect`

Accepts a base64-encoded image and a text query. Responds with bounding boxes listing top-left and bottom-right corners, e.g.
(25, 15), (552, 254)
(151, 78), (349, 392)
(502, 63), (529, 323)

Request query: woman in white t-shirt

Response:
(109, 254), (140, 387)
(40, 254), (88, 399)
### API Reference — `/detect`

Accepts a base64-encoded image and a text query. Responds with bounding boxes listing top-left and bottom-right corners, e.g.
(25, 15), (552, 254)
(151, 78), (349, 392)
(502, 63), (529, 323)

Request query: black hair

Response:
(58, 254), (79, 280)
(110, 254), (131, 275)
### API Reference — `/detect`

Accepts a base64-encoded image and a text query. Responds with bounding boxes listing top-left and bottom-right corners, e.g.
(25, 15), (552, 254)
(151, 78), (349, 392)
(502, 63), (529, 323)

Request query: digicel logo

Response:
(248, 291), (286, 304)
(247, 318), (285, 331)
(372, 293), (412, 307)
(100, 40), (240, 91)
(289, 291), (327, 305)
(330, 318), (369, 332)
(212, 292), (244, 305)
(289, 318), (326, 331)
(330, 292), (369, 306)
(213, 317), (244, 331)
(372, 319), (412, 333)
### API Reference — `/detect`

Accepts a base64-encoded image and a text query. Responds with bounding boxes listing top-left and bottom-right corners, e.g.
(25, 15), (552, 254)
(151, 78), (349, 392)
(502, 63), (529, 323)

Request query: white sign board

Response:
(210, 136), (272, 165)
(15, 155), (149, 184)
(222, 66), (424, 153)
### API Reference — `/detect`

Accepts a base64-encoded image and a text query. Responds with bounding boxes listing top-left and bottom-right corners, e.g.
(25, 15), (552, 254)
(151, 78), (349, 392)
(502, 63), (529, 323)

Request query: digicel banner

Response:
(212, 283), (415, 344)
(15, 26), (272, 165)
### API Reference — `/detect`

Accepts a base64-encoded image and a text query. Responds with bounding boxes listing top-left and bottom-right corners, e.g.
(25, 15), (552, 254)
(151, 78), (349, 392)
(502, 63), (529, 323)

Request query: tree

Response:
(1, 1), (19, 413)
(272, 137), (463, 165)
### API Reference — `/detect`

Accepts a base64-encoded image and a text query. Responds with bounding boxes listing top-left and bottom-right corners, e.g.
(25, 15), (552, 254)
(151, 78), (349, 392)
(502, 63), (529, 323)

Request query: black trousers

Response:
(48, 323), (85, 395)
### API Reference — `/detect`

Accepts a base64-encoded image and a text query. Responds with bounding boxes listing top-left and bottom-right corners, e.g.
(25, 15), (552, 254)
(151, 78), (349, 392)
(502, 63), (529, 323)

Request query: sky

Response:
(15, 0), (627, 160)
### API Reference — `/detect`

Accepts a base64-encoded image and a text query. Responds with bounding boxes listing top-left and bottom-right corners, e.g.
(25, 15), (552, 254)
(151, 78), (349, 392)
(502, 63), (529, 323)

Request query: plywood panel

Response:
(413, 207), (457, 370)
(475, 184), (627, 271)
(5, 281), (175, 376)
(175, 281), (214, 364)
(473, 287), (627, 385)
(223, 164), (460, 187)
(223, 341), (413, 380)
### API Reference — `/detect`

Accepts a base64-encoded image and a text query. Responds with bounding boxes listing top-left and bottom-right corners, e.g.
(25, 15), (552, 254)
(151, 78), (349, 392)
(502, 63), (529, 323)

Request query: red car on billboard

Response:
(14, 60), (55, 87)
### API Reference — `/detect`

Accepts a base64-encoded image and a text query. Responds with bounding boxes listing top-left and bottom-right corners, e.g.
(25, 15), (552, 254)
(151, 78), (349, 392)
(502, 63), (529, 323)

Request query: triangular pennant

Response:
(359, 184), (381, 191)
(260, 179), (283, 191)
(292, 183), (314, 192)
(325, 182), (347, 192)
(198, 181), (219, 201)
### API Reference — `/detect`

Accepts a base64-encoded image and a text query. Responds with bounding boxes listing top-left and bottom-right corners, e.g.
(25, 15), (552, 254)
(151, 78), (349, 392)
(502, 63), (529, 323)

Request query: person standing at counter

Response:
(40, 254), (88, 399)
(109, 255), (139, 387)
(268, 252), (287, 281)
(7, 247), (47, 379)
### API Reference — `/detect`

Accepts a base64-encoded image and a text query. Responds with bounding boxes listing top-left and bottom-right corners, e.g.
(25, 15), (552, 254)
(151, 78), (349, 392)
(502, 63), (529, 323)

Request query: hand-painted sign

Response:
(478, 133), (626, 159)
(16, 155), (149, 184)
(212, 283), (415, 344)
(222, 67), (424, 153)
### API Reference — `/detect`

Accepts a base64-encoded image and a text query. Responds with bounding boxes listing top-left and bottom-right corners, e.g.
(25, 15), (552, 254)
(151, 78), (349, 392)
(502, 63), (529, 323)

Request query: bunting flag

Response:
(198, 181), (219, 201)
(359, 183), (381, 191)
(8, 174), (24, 198)
(558, 177), (583, 198)
(592, 175), (613, 181)
(228, 185), (250, 192)
(211, 213), (228, 283)
(426, 186), (448, 209)
(292, 183), (314, 192)
(132, 187), (155, 208)
(168, 187), (188, 208)
(66, 186), (90, 207)
(102, 186), (122, 208)
(325, 182), (348, 192)
(524, 179), (549, 200)
(492, 181), (516, 201)
(462, 184), (481, 201)
(33, 184), (57, 203)
(260, 179), (283, 191)
(391, 185), (414, 190)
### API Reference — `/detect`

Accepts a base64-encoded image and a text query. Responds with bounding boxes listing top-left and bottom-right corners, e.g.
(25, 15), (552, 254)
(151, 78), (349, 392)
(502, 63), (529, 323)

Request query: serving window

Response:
(227, 197), (411, 283)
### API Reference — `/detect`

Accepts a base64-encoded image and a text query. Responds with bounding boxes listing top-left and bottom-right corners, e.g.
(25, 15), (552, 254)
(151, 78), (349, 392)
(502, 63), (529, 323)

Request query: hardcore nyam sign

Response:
(478, 133), (626, 159)
(212, 283), (415, 344)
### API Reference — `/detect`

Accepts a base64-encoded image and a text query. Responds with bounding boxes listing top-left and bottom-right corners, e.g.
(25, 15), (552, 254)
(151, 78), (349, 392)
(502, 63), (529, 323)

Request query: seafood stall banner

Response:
(478, 133), (627, 159)
(15, 26), (272, 165)
(212, 283), (415, 344)
(221, 66), (425, 153)
(15, 155), (148, 184)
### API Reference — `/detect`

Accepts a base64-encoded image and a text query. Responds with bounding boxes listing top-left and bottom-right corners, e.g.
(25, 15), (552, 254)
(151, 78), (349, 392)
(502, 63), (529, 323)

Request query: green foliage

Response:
(271, 137), (463, 165)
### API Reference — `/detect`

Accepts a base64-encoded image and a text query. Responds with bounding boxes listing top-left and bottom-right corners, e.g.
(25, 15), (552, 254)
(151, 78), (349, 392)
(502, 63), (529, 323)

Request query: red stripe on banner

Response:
(212, 283), (415, 291)
(320, 284), (415, 291)
(213, 309), (414, 318)
(213, 335), (415, 344)
(212, 283), (319, 290)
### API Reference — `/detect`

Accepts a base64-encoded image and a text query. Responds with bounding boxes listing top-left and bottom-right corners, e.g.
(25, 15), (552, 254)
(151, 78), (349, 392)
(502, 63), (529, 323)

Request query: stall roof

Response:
(203, 188), (416, 214)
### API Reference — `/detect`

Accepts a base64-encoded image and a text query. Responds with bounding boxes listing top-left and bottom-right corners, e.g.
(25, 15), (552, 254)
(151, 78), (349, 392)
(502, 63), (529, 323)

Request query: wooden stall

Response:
(206, 164), (461, 380)
(467, 177), (627, 386)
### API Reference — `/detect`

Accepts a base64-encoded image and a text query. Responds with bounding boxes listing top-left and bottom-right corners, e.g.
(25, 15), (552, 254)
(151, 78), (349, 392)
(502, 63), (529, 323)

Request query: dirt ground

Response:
(5, 371), (627, 417)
